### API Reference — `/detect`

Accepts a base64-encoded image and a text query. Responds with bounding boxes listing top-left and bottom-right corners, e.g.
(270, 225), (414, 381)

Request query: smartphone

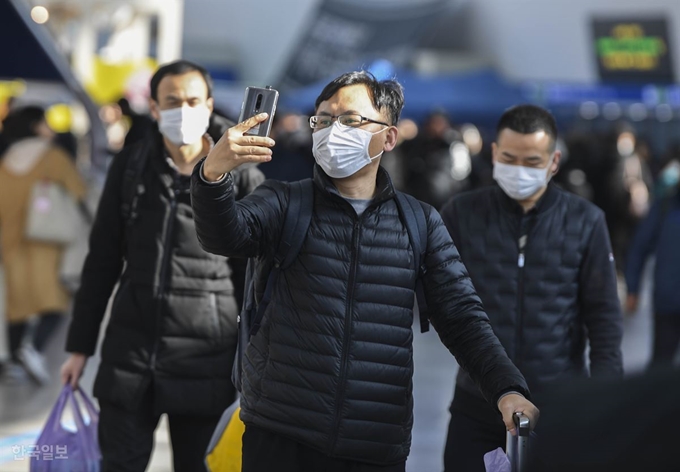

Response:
(238, 85), (279, 137)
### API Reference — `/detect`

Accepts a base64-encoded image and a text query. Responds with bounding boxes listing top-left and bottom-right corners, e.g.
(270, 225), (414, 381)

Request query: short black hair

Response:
(149, 60), (213, 101)
(2, 106), (46, 143)
(497, 105), (558, 151)
(315, 71), (404, 125)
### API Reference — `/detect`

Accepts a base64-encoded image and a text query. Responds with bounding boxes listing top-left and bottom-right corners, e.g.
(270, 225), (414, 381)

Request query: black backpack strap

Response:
(274, 179), (315, 270)
(120, 144), (149, 224)
(233, 257), (257, 391)
(395, 192), (430, 333)
(249, 179), (314, 336)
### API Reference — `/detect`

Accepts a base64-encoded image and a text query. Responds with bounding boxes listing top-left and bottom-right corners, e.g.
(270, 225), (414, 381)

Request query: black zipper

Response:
(516, 244), (525, 365)
(150, 185), (179, 370)
(328, 217), (362, 454)
(516, 213), (534, 368)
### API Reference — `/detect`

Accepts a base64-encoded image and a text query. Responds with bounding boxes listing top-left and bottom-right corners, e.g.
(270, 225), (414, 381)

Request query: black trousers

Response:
(242, 424), (406, 472)
(443, 387), (506, 472)
(98, 386), (221, 472)
(652, 313), (680, 364)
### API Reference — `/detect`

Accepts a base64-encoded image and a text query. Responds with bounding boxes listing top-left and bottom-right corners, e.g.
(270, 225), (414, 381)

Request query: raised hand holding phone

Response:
(202, 113), (276, 182)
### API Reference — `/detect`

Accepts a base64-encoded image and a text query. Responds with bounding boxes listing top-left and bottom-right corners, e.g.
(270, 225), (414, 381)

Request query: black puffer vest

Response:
(68, 128), (264, 416)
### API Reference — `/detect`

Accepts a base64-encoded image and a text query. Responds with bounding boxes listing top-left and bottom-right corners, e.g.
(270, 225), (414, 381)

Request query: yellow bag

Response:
(205, 401), (245, 472)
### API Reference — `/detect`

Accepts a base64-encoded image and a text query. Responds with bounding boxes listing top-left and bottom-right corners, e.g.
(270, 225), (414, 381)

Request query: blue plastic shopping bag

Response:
(30, 385), (101, 472)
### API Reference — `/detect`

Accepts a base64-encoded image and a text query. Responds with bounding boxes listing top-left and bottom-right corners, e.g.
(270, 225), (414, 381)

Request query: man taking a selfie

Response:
(191, 70), (539, 472)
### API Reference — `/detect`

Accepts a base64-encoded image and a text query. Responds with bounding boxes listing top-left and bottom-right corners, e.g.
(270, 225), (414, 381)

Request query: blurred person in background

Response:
(193, 70), (539, 472)
(0, 106), (86, 384)
(59, 60), (264, 472)
(378, 117), (419, 192)
(259, 110), (314, 181)
(401, 110), (464, 208)
(47, 103), (80, 161)
(99, 101), (129, 154)
(653, 147), (680, 199)
(440, 105), (624, 472)
(594, 126), (652, 301)
(625, 160), (680, 366)
(554, 132), (597, 202)
(118, 96), (156, 149)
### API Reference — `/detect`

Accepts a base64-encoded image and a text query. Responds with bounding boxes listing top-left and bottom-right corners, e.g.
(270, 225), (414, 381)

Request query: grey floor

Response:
(0, 268), (656, 472)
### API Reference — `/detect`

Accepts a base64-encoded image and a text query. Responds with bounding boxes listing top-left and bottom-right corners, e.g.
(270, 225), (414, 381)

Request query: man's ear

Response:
(206, 97), (214, 114)
(383, 126), (399, 152)
(551, 150), (562, 175)
(491, 142), (499, 164)
(149, 99), (160, 122)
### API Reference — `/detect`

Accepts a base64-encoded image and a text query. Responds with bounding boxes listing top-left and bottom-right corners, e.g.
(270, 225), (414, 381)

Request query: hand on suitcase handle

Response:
(513, 412), (531, 436)
(497, 393), (540, 436)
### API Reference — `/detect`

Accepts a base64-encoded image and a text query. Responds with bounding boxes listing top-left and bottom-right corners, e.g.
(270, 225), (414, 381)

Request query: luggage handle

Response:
(506, 412), (530, 472)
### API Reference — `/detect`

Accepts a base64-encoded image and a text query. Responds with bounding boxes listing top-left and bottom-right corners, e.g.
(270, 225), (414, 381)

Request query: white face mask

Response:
(158, 105), (211, 145)
(312, 121), (386, 179)
(493, 158), (553, 200)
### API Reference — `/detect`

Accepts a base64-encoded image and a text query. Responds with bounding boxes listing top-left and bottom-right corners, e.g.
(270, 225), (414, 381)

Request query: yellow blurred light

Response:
(85, 56), (157, 105)
(46, 104), (73, 133)
(0, 80), (27, 101)
(31, 6), (49, 24)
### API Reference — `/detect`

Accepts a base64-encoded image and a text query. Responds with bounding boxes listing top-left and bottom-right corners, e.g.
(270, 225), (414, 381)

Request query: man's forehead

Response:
(497, 129), (552, 150)
(317, 84), (376, 111)
(157, 72), (208, 96)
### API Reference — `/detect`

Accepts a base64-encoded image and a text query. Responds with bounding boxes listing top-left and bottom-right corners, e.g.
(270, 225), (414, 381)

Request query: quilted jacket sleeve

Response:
(422, 204), (530, 404)
(190, 159), (287, 259)
(579, 213), (624, 377)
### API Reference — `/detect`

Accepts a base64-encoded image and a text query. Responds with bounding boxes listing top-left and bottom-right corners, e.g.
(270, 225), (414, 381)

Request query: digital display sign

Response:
(592, 18), (675, 84)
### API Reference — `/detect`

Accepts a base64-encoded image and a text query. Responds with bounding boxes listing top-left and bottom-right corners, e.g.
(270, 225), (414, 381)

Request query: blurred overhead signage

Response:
(592, 18), (675, 84)
(277, 0), (449, 90)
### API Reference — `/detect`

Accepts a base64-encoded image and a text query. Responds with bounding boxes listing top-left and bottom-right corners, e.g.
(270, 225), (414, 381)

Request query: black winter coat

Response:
(440, 184), (624, 405)
(190, 164), (529, 465)
(66, 125), (264, 416)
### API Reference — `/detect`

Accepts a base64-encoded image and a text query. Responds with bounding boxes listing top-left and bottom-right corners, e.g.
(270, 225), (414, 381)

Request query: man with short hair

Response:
(191, 71), (539, 472)
(60, 60), (264, 472)
(440, 104), (624, 472)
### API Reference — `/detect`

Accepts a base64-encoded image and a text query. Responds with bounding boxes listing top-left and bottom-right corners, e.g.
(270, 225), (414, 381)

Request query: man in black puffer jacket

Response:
(440, 105), (624, 472)
(60, 61), (264, 472)
(191, 71), (539, 472)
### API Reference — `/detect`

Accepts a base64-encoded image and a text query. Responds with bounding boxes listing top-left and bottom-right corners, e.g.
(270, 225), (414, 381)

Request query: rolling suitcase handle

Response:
(506, 412), (530, 472)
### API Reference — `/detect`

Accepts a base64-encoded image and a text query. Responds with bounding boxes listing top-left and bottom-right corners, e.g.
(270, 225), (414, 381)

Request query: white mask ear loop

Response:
(369, 126), (389, 160)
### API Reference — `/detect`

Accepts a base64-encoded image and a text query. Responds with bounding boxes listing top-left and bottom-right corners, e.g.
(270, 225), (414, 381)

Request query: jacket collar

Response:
(149, 131), (212, 191)
(313, 164), (396, 206)
(496, 181), (559, 216)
